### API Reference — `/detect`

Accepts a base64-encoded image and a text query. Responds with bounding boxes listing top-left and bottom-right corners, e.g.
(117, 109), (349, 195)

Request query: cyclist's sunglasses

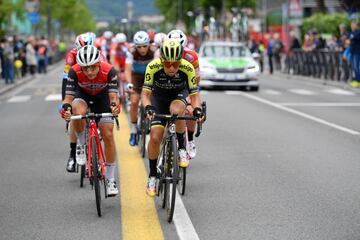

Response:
(163, 61), (181, 68)
(81, 64), (100, 72)
(136, 45), (149, 49)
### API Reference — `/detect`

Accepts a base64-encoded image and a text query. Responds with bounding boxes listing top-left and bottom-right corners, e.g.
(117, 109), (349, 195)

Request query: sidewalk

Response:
(0, 63), (60, 96)
(269, 71), (360, 94)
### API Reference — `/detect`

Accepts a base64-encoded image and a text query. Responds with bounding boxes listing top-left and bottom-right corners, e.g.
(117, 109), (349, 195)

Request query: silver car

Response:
(199, 41), (260, 91)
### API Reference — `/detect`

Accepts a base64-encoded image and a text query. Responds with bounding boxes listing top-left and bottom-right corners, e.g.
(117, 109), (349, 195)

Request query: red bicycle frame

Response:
(87, 120), (106, 178)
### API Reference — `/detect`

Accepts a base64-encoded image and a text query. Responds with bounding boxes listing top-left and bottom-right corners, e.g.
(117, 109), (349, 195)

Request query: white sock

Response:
(77, 131), (85, 145)
(105, 164), (116, 182)
(131, 123), (137, 134)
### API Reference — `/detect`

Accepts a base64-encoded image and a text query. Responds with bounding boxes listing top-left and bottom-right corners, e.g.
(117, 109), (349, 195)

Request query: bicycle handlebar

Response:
(155, 114), (202, 137)
(66, 112), (119, 131)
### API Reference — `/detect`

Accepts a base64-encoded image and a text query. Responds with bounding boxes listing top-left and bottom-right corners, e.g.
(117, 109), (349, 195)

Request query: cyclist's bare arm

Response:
(189, 92), (201, 110)
(124, 64), (132, 84)
(141, 89), (152, 108)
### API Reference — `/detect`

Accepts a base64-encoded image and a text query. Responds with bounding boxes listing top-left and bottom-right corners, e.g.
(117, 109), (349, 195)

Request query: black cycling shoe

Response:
(66, 156), (76, 173)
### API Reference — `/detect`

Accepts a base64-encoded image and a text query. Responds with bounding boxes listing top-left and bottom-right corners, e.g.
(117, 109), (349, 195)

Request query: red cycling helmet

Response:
(148, 31), (156, 43)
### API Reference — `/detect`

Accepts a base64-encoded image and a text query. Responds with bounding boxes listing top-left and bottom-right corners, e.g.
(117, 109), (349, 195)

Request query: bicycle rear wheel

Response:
(165, 135), (178, 223)
(80, 165), (85, 188)
(91, 137), (102, 217)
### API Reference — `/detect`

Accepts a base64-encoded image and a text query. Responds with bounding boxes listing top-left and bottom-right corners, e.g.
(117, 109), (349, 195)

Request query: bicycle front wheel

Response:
(166, 135), (178, 223)
(91, 137), (102, 217)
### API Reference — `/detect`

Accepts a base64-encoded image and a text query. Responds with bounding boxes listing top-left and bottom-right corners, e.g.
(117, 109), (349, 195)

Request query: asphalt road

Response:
(1, 65), (360, 240)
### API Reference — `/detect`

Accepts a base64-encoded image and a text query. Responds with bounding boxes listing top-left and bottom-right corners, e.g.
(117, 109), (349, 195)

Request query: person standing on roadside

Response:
(26, 36), (37, 76)
(349, 21), (360, 87)
(3, 37), (15, 84)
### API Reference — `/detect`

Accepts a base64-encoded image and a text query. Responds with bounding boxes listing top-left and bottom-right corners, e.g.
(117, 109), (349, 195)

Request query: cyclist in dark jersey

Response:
(125, 31), (155, 146)
(141, 40), (204, 197)
(61, 45), (120, 196)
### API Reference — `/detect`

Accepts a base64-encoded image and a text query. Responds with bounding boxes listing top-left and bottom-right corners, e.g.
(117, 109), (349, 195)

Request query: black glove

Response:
(144, 105), (156, 117)
(61, 103), (72, 119)
(193, 107), (203, 119)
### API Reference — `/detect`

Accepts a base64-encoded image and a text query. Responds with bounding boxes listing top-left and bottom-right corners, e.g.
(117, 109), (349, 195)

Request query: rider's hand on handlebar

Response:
(193, 107), (204, 123)
(145, 105), (156, 120)
(61, 103), (72, 121)
(110, 102), (121, 116)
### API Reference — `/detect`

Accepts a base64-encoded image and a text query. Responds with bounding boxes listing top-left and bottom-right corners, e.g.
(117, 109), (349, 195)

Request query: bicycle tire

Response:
(166, 135), (178, 223)
(159, 141), (168, 208)
(91, 137), (102, 217)
(80, 165), (85, 188)
(178, 167), (186, 195)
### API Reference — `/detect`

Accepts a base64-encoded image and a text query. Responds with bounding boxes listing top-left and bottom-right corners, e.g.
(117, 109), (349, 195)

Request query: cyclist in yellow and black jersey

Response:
(141, 40), (204, 197)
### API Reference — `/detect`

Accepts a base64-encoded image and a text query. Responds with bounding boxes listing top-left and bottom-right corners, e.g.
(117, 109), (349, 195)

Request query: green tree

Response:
(302, 13), (350, 35)
(224, 0), (256, 10)
(0, 0), (26, 36)
(39, 0), (95, 35)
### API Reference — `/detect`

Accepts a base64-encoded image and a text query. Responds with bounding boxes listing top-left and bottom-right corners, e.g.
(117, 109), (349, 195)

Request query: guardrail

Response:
(284, 49), (353, 83)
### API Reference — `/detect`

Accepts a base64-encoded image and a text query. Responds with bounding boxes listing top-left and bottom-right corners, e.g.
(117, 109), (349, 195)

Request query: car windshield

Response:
(202, 45), (250, 57)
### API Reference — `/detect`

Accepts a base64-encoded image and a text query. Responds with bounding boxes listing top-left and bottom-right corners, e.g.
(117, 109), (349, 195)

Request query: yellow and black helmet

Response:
(160, 39), (183, 61)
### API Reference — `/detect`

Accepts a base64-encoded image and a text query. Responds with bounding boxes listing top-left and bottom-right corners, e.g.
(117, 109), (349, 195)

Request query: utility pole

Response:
(47, 2), (52, 39)
(262, 0), (267, 36)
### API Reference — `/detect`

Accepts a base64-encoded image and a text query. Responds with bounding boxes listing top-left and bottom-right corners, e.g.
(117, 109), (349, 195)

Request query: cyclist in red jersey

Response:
(62, 32), (107, 173)
(61, 46), (120, 196)
(167, 29), (201, 159)
(110, 33), (128, 76)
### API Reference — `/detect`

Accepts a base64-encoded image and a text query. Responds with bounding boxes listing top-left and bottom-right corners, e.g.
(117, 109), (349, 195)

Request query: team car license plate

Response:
(224, 74), (238, 81)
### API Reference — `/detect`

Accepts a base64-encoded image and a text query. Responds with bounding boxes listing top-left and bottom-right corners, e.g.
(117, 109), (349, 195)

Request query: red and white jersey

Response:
(183, 47), (200, 81)
(110, 43), (128, 70)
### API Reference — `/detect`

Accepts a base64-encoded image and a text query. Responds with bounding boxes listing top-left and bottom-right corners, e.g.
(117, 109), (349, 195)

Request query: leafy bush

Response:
(301, 13), (350, 35)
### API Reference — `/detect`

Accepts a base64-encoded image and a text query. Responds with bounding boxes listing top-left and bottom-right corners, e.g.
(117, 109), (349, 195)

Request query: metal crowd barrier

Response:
(284, 49), (353, 83)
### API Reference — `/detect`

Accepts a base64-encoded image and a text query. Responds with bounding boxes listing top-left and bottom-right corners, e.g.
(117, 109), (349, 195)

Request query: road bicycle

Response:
(155, 113), (202, 223)
(68, 108), (119, 217)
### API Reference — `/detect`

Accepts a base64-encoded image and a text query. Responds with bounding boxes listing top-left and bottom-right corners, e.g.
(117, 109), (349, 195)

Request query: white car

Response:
(199, 41), (260, 91)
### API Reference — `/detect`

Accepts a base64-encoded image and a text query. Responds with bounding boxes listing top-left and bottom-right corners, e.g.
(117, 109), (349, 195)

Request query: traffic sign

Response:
(28, 12), (40, 25)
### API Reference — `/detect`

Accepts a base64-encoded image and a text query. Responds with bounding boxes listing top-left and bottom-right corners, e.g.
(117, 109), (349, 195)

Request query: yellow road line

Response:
(114, 111), (164, 240)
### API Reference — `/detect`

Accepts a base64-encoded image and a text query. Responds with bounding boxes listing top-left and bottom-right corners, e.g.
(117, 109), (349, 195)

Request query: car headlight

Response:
(246, 65), (259, 73)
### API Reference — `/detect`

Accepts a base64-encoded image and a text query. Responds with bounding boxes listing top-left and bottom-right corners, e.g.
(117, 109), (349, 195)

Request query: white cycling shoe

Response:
(106, 179), (119, 197)
(188, 141), (197, 159)
(76, 145), (86, 165)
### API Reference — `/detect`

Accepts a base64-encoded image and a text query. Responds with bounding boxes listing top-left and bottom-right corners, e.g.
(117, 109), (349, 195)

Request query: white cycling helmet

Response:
(167, 29), (188, 48)
(115, 33), (127, 43)
(154, 32), (167, 47)
(103, 30), (114, 40)
(76, 45), (100, 67)
(133, 31), (150, 46)
(75, 32), (96, 50)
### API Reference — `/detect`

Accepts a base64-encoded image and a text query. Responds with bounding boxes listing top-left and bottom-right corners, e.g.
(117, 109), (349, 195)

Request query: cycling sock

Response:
(70, 142), (76, 157)
(177, 132), (185, 150)
(149, 159), (158, 177)
(77, 131), (85, 145)
(188, 131), (194, 142)
(131, 123), (137, 134)
(105, 163), (116, 182)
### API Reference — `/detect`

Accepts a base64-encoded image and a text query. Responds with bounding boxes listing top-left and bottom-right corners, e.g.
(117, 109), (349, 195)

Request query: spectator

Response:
(272, 33), (283, 71)
(349, 21), (360, 87)
(37, 36), (48, 74)
(339, 23), (348, 39)
(3, 37), (15, 84)
(26, 36), (37, 75)
(0, 38), (4, 79)
(290, 31), (301, 50)
(267, 37), (274, 74)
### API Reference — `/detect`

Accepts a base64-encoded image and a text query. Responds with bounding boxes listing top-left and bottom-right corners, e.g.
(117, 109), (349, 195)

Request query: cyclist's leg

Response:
(95, 94), (118, 195)
(129, 74), (143, 145)
(170, 91), (189, 167)
(146, 94), (168, 197)
(185, 97), (197, 158)
(62, 77), (78, 171)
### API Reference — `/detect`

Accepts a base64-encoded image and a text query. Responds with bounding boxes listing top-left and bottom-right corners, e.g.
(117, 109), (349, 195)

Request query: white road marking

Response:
(238, 92), (360, 135)
(45, 94), (62, 101)
(7, 95), (31, 103)
(289, 89), (316, 95)
(325, 88), (356, 96)
(174, 191), (200, 240)
(281, 102), (360, 107)
(262, 89), (282, 95)
(224, 91), (242, 95)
